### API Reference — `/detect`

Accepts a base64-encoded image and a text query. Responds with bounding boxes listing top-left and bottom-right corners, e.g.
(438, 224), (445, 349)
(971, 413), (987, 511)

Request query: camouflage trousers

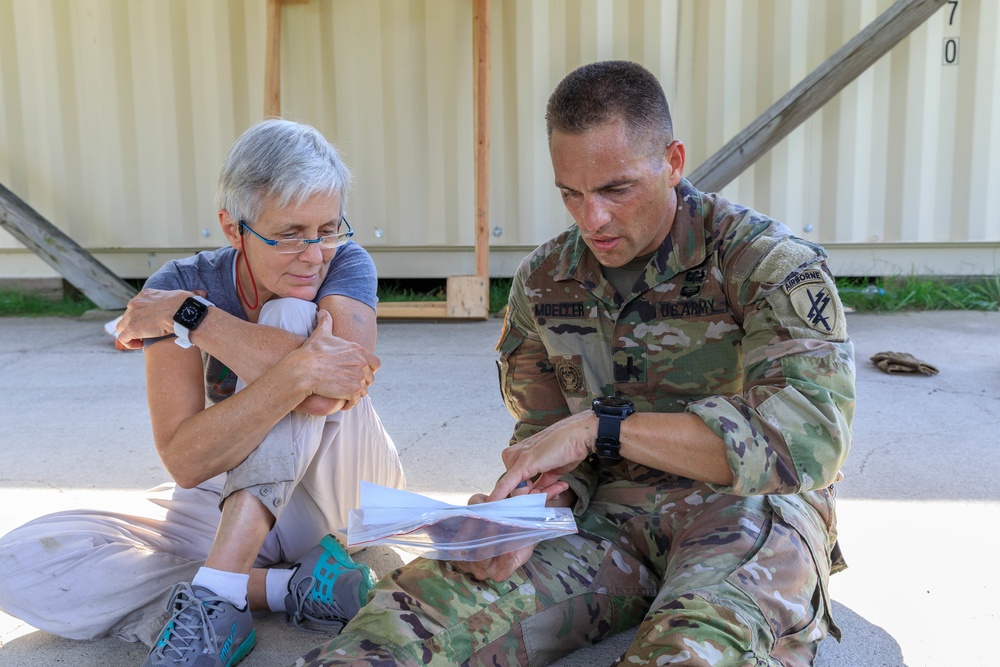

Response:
(296, 478), (839, 667)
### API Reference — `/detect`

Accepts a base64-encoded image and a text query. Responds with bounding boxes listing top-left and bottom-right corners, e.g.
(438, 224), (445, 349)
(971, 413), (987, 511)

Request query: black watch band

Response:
(592, 396), (635, 463)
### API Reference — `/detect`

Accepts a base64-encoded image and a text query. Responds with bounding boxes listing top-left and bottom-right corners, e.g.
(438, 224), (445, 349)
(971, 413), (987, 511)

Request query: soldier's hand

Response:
(457, 541), (535, 583)
(487, 411), (596, 502)
(453, 490), (537, 582)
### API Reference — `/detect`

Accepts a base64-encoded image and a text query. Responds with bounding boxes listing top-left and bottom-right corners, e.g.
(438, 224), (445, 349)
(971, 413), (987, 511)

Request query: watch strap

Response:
(596, 413), (623, 443)
(592, 397), (634, 463)
(173, 320), (195, 348)
(594, 414), (624, 463)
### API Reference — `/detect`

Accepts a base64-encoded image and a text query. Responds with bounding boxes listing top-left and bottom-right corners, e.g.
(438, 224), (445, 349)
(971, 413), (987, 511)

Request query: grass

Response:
(376, 283), (445, 303)
(0, 279), (509, 317)
(375, 278), (512, 315)
(374, 275), (1000, 316)
(0, 290), (98, 317)
(489, 279), (512, 314)
(2, 275), (996, 317)
(836, 275), (1000, 313)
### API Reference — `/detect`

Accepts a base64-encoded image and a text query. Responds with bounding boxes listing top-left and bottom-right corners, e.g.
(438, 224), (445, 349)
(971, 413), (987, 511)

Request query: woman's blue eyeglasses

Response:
(239, 217), (354, 254)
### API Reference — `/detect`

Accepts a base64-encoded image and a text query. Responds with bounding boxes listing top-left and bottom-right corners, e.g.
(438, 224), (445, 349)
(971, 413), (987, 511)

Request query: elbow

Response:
(767, 384), (855, 493)
(724, 424), (851, 496)
(173, 476), (200, 490)
(819, 431), (852, 489)
(787, 422), (852, 493)
(168, 466), (204, 489)
(811, 403), (854, 490)
(159, 458), (205, 490)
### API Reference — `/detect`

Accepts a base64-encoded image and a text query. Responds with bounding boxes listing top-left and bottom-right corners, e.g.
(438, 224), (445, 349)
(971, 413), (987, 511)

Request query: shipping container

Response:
(1, 0), (997, 283)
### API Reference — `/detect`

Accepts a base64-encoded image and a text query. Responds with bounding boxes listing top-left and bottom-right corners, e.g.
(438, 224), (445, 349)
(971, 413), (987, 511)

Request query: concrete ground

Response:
(0, 310), (997, 666)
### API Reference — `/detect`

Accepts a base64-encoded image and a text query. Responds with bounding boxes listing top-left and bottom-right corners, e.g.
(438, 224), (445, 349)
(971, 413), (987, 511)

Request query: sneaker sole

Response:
(226, 628), (257, 667)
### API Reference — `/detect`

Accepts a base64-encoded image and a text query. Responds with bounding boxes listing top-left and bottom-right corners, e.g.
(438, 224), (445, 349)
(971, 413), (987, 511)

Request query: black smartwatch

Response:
(172, 295), (213, 348)
(591, 396), (635, 463)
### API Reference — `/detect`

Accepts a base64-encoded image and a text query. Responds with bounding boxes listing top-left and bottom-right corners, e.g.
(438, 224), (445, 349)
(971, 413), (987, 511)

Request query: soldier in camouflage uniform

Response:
(298, 61), (853, 667)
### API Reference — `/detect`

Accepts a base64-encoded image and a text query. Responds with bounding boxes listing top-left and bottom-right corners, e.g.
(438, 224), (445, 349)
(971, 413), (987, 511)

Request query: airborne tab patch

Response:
(783, 269), (824, 293)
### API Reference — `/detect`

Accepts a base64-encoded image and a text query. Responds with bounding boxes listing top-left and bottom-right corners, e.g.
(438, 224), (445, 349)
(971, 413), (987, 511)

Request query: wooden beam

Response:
(264, 0), (282, 118)
(688, 0), (948, 193)
(0, 182), (136, 310)
(377, 301), (449, 319)
(473, 0), (490, 280)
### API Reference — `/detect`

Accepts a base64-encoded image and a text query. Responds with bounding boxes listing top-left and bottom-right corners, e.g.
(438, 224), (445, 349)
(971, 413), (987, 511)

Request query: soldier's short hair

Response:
(545, 60), (673, 148)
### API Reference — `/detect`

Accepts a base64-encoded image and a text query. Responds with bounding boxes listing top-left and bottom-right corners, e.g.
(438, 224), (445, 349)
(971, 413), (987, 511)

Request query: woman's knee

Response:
(0, 525), (100, 613)
(235, 299), (318, 394)
(257, 297), (317, 335)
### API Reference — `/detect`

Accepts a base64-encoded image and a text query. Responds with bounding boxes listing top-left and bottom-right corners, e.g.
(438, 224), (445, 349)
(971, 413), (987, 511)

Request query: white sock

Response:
(265, 568), (296, 613)
(191, 567), (249, 608)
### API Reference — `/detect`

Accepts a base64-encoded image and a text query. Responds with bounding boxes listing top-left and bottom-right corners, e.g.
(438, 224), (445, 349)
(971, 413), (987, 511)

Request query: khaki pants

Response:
(0, 299), (405, 645)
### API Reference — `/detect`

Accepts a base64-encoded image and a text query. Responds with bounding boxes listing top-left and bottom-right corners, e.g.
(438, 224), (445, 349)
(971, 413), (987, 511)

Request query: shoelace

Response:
(150, 583), (224, 659)
(286, 574), (348, 632)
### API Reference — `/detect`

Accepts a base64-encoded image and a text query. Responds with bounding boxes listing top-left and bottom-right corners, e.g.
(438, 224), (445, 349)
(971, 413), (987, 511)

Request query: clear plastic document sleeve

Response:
(346, 482), (578, 561)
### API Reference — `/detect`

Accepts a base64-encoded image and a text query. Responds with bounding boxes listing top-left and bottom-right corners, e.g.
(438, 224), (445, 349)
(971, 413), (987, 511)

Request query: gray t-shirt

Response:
(143, 242), (378, 403)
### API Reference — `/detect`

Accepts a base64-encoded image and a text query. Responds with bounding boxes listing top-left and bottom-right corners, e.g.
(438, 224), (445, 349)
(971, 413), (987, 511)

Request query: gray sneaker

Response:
(142, 583), (256, 667)
(284, 535), (377, 631)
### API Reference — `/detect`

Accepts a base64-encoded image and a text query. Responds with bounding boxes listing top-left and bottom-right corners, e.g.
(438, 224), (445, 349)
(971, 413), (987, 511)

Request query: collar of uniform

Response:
(652, 178), (709, 280)
(552, 229), (592, 282)
(553, 178), (710, 291)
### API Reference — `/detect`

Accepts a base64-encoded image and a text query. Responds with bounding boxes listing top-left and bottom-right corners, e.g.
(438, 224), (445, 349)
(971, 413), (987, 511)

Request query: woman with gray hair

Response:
(0, 119), (405, 667)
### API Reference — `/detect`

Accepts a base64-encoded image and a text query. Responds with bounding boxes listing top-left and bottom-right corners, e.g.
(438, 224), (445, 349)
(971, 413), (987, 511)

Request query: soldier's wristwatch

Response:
(172, 295), (213, 348)
(591, 396), (635, 463)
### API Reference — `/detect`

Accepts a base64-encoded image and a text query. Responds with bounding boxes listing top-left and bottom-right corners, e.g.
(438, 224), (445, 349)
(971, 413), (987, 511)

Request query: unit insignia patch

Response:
(555, 358), (585, 395)
(788, 283), (838, 334)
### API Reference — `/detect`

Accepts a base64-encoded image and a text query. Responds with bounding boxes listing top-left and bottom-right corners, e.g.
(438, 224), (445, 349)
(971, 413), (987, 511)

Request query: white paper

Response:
(346, 481), (578, 561)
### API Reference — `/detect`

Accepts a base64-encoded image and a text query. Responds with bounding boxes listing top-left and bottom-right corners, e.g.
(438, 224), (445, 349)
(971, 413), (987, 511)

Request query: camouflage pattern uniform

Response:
(298, 179), (854, 667)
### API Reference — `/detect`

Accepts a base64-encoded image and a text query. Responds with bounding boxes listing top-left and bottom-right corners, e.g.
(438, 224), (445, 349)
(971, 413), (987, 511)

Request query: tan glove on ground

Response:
(870, 351), (939, 376)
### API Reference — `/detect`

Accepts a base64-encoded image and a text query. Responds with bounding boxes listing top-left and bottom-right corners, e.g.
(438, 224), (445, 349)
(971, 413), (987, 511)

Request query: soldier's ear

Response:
(665, 140), (685, 186)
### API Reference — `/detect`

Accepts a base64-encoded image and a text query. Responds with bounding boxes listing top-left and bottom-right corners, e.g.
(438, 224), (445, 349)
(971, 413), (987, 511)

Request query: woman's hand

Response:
(116, 288), (205, 349)
(294, 309), (379, 402)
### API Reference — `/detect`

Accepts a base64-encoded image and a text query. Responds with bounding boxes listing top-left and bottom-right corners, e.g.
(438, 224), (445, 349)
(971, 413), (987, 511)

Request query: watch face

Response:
(175, 299), (207, 328)
(594, 396), (633, 410)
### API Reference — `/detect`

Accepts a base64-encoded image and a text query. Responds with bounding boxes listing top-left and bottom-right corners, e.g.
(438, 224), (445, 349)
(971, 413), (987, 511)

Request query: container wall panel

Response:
(0, 0), (997, 281)
(673, 0), (1000, 259)
(0, 0), (266, 258)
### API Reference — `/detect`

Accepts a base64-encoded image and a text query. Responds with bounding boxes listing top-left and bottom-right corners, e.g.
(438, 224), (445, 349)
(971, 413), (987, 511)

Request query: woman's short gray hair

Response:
(215, 119), (352, 225)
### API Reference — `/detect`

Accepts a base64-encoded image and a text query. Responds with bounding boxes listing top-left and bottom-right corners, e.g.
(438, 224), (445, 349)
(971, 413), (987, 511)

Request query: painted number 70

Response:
(943, 1), (959, 66)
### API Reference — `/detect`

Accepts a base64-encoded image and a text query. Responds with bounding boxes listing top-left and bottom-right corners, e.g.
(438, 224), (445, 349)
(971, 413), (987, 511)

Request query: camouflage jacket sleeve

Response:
(686, 231), (856, 496)
(496, 263), (599, 514)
